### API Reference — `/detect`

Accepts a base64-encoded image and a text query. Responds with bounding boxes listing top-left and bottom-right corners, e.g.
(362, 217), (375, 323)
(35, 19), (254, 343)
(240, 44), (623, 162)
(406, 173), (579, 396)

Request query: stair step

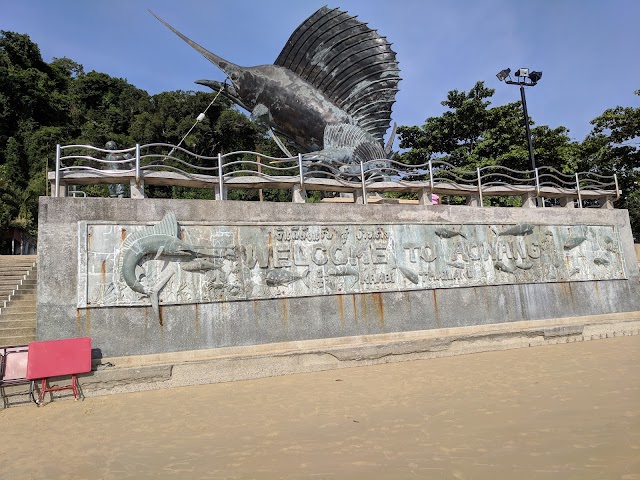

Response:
(16, 285), (38, 295)
(0, 324), (36, 337)
(0, 312), (36, 322)
(1, 309), (36, 317)
(14, 283), (37, 290)
(2, 297), (37, 310)
(4, 298), (37, 307)
(6, 291), (36, 298)
(4, 290), (36, 297)
(0, 255), (37, 259)
(0, 335), (36, 347)
(0, 319), (34, 329)
(10, 290), (37, 298)
(0, 278), (27, 284)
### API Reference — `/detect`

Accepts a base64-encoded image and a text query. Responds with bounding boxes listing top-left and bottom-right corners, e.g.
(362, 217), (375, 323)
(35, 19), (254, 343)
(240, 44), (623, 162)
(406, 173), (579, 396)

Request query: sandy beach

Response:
(1, 335), (638, 479)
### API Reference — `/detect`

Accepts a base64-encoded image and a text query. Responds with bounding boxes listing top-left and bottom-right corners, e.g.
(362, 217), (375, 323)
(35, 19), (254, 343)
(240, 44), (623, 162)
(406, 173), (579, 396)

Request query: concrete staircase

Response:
(0, 255), (37, 346)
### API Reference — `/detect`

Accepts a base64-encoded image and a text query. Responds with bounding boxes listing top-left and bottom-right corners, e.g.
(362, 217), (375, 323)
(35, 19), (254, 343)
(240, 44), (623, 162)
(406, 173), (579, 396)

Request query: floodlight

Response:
(497, 65), (542, 173)
(528, 71), (542, 83)
(496, 68), (511, 81)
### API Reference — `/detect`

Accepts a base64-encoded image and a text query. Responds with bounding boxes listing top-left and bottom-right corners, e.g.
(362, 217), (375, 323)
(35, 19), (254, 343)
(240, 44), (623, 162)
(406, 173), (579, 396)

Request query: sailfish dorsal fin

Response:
(274, 6), (401, 143)
(121, 212), (179, 251)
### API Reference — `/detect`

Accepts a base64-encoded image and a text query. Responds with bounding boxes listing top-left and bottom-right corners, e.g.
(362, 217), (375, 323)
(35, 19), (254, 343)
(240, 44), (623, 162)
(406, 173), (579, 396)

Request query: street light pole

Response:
(496, 67), (542, 173)
(518, 83), (536, 171)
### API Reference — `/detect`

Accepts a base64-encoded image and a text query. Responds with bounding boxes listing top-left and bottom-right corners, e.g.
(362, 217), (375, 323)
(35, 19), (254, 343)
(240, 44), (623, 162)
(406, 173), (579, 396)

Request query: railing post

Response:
(360, 161), (368, 204)
(55, 144), (61, 198)
(614, 173), (619, 201)
(135, 144), (141, 186)
(428, 158), (434, 204)
(476, 167), (483, 207)
(298, 153), (305, 194)
(575, 172), (582, 208)
(534, 168), (540, 197)
(216, 153), (226, 200)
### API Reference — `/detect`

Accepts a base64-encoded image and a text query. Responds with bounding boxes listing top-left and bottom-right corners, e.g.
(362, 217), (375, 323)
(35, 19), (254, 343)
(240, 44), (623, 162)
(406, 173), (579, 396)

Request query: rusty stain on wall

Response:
(337, 295), (345, 325)
(372, 292), (384, 326)
(281, 297), (288, 328)
(351, 294), (358, 324)
(85, 307), (91, 335)
(567, 282), (575, 307)
(194, 303), (200, 336)
(432, 290), (441, 328)
(75, 309), (82, 335)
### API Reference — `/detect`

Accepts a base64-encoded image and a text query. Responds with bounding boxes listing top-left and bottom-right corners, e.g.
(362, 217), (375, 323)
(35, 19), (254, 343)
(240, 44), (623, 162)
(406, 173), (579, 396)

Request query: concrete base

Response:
(4, 311), (639, 407)
(36, 198), (640, 358)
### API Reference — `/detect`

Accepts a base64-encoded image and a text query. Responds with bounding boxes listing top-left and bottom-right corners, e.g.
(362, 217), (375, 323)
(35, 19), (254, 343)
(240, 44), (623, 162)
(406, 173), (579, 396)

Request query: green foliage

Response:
(579, 91), (640, 238)
(397, 81), (580, 173)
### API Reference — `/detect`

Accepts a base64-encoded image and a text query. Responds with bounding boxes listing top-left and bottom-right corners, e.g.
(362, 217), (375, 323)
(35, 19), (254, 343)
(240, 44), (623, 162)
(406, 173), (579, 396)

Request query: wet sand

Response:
(1, 336), (639, 479)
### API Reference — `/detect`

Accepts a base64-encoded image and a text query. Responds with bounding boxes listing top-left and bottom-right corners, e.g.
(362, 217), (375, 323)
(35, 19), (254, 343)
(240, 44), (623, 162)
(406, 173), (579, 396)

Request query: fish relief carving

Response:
(118, 212), (211, 318)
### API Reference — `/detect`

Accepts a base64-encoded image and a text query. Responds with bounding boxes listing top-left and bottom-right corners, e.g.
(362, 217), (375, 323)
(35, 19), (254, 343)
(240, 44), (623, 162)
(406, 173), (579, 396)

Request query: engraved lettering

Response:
(527, 240), (541, 259)
(450, 241), (469, 262)
(312, 246), (328, 266)
(404, 244), (420, 263)
(513, 238), (527, 260)
(329, 244), (348, 265)
(242, 244), (270, 269)
(370, 245), (388, 264)
(274, 246), (291, 267)
(420, 245), (437, 263)
(293, 244), (309, 266)
(496, 241), (513, 261)
(468, 242), (481, 261)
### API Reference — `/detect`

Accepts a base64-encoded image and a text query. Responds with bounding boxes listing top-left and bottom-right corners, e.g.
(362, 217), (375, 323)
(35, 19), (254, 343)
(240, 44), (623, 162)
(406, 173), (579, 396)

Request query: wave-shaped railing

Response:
(52, 143), (620, 208)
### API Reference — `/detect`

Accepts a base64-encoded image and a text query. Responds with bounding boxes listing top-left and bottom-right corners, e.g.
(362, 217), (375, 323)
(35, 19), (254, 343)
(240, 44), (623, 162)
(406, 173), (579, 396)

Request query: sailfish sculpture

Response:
(150, 7), (401, 166)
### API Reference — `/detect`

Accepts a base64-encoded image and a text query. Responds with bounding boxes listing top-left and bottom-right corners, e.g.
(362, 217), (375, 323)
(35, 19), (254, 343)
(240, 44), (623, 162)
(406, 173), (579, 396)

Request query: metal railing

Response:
(52, 143), (620, 207)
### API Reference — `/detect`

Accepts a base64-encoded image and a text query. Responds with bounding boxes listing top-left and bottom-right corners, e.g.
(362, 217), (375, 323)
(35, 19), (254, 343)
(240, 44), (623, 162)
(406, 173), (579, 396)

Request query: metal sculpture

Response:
(150, 7), (401, 166)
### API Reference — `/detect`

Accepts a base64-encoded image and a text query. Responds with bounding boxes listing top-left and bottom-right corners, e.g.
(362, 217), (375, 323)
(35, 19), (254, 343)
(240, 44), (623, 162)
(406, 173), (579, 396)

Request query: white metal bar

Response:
(55, 144), (61, 197)
(360, 161), (368, 204)
(476, 167), (483, 207)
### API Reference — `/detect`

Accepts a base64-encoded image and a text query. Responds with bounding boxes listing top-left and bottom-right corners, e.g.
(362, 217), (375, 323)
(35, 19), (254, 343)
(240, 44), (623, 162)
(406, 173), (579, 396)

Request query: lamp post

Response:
(496, 67), (542, 172)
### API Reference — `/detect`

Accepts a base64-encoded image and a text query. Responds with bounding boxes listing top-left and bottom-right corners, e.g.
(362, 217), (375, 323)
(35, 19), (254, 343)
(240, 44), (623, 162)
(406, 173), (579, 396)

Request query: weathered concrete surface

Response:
(37, 198), (640, 358)
(5, 311), (639, 407)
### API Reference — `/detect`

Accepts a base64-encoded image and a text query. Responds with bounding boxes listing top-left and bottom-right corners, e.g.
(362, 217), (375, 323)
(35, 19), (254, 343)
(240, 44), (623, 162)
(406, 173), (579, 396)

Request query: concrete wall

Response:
(37, 197), (640, 358)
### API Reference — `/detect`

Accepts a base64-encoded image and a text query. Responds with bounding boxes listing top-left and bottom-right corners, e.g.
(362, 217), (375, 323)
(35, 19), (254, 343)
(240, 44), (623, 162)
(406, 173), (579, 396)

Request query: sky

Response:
(2, 0), (639, 144)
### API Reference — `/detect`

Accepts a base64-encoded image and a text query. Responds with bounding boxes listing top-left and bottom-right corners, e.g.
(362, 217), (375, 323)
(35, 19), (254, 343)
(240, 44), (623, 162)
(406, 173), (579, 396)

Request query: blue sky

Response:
(2, 0), (639, 143)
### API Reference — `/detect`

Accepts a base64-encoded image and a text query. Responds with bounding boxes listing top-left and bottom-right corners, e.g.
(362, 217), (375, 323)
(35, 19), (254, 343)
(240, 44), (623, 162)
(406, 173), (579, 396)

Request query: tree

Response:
(580, 90), (640, 239)
(398, 81), (578, 172)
